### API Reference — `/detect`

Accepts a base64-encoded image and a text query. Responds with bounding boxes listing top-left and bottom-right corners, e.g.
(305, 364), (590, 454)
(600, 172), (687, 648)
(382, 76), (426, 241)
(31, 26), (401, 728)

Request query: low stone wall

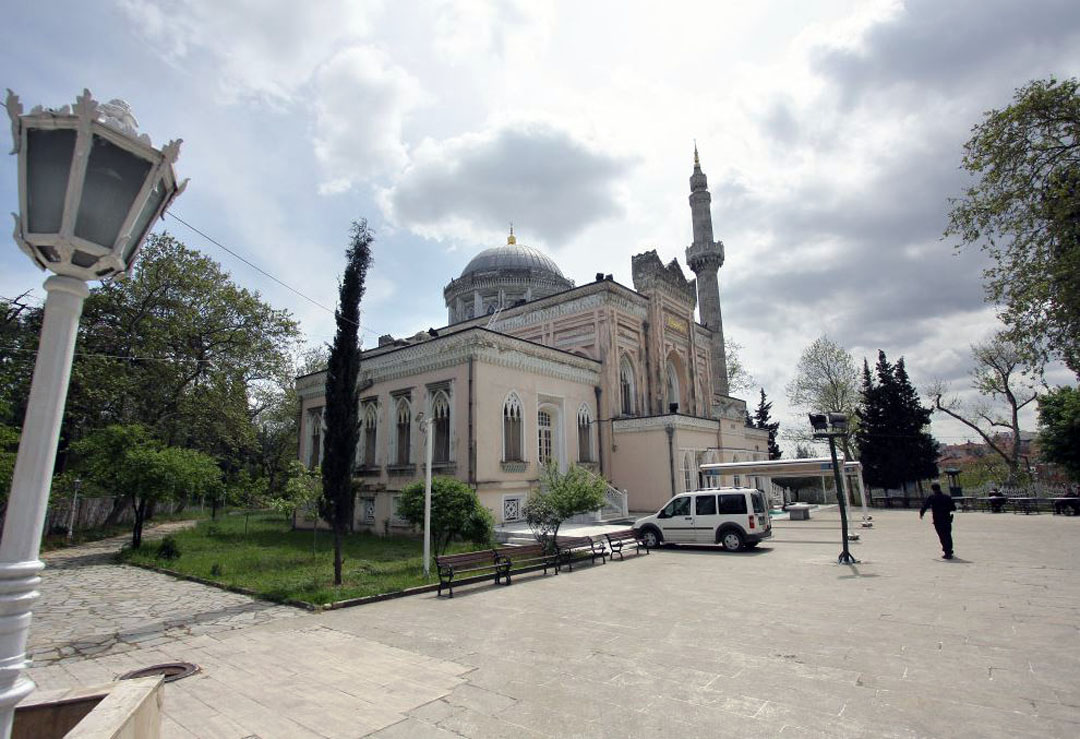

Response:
(40, 497), (185, 536)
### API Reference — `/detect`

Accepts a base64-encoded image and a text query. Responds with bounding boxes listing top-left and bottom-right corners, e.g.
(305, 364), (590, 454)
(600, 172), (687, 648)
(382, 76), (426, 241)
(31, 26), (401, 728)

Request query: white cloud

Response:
(117, 0), (380, 102)
(379, 122), (632, 246)
(312, 47), (426, 192)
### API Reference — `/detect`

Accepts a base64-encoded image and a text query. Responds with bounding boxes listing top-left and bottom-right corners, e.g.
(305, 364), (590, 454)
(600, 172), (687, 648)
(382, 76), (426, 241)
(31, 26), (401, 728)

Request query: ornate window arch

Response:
(683, 451), (695, 492)
(619, 355), (636, 416)
(503, 392), (524, 462)
(431, 390), (451, 464)
(577, 403), (593, 463)
(361, 402), (378, 466)
(537, 408), (554, 467)
(393, 397), (411, 465)
(666, 359), (680, 412)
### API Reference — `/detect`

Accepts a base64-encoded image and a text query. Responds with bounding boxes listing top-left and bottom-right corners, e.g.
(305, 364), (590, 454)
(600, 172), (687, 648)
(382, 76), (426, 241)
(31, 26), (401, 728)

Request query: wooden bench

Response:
(492, 543), (558, 583)
(555, 535), (607, 571)
(606, 529), (648, 560)
(435, 550), (507, 598)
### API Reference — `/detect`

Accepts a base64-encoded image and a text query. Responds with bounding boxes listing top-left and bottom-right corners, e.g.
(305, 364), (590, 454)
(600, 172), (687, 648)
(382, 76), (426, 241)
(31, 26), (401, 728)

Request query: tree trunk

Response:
(104, 493), (131, 527)
(131, 497), (147, 549)
(332, 526), (343, 585)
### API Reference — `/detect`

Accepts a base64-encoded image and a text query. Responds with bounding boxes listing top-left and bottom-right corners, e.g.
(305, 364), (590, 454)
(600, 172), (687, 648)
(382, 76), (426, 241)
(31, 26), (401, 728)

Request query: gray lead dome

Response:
(444, 232), (573, 324)
(459, 243), (566, 280)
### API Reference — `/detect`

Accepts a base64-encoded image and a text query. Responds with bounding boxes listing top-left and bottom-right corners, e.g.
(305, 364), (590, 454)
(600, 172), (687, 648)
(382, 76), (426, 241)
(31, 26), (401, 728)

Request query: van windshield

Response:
(752, 492), (766, 513)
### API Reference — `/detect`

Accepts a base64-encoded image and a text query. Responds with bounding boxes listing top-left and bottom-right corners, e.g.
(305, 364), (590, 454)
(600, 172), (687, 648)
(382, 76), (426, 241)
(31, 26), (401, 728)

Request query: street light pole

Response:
(0, 90), (183, 736)
(809, 413), (858, 565)
(66, 477), (82, 543)
(416, 414), (434, 577)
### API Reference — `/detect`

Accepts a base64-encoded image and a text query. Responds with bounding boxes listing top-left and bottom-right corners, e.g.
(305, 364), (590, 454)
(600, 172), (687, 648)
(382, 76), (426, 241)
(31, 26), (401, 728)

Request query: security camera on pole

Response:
(808, 412), (858, 565)
(0, 89), (184, 736)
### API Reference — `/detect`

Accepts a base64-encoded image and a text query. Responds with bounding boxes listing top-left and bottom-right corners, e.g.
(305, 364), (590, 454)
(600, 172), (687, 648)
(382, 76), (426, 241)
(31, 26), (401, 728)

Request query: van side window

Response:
(695, 495), (717, 516)
(752, 493), (766, 513)
(669, 497), (691, 517)
(719, 494), (747, 514)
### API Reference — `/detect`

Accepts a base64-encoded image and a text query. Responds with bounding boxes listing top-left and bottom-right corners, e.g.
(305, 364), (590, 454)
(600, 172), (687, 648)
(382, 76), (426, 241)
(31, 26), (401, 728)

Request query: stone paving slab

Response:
(22, 507), (1080, 737)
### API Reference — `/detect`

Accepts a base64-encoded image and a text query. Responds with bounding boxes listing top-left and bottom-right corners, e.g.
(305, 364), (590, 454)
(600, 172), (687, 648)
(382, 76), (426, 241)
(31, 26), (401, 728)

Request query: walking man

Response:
(920, 482), (957, 559)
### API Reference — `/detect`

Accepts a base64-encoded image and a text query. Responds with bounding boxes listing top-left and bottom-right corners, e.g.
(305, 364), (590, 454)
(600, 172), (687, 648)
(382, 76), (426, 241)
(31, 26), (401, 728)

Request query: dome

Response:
(459, 242), (566, 280)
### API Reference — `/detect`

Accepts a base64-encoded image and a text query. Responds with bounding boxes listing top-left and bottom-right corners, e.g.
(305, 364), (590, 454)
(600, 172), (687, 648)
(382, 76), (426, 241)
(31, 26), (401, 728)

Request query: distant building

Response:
(298, 150), (770, 532)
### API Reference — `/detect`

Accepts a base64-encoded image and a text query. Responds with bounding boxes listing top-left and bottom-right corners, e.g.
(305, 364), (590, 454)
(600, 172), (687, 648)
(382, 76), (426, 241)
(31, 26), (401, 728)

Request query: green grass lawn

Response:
(118, 511), (469, 606)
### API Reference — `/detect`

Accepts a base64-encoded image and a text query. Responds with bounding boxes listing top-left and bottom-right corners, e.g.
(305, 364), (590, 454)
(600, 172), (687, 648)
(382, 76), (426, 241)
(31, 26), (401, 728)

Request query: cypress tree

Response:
(321, 220), (374, 585)
(753, 388), (782, 459)
(856, 351), (939, 491)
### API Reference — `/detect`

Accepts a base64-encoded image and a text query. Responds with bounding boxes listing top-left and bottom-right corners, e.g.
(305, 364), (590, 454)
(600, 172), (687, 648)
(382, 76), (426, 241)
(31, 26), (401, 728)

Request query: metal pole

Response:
(827, 436), (856, 564)
(0, 275), (89, 735)
(66, 478), (81, 543)
(423, 418), (434, 578)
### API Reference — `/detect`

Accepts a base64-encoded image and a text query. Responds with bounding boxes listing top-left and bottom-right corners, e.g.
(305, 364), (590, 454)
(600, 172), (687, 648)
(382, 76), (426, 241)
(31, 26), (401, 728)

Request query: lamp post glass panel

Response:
(0, 89), (184, 735)
(809, 413), (857, 565)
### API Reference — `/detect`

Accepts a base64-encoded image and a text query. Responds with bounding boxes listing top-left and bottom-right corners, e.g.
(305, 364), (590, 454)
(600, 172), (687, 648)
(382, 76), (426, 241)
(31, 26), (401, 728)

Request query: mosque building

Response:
(296, 151), (771, 531)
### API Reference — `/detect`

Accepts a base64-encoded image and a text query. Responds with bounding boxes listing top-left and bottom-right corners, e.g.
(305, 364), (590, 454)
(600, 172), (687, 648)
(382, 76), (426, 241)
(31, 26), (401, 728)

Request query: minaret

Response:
(685, 145), (730, 398)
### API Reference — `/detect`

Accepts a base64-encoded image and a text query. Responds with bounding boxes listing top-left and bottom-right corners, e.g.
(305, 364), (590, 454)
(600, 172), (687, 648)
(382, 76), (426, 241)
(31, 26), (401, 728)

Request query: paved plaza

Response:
(24, 507), (1080, 737)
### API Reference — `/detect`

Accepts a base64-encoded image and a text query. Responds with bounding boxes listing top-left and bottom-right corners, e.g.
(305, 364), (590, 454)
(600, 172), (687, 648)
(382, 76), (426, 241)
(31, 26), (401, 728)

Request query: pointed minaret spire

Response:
(507, 222), (516, 245)
(684, 147), (730, 400)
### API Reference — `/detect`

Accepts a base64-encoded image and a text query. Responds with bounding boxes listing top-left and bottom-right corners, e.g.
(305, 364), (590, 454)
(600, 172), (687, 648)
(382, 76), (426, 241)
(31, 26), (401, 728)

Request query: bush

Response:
(525, 463), (607, 552)
(397, 476), (494, 555)
(156, 536), (181, 561)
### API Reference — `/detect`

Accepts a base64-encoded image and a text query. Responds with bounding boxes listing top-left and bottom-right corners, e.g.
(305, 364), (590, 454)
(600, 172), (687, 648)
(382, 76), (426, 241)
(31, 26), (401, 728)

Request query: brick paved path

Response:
(29, 521), (301, 666)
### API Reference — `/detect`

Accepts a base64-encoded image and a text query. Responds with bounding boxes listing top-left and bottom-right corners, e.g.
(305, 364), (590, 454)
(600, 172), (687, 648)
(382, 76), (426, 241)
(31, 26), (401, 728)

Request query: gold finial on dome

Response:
(507, 222), (516, 245)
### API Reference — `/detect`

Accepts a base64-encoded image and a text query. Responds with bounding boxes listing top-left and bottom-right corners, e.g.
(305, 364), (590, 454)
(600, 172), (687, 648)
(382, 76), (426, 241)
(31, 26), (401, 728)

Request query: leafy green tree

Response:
(65, 233), (300, 471)
(945, 77), (1080, 374)
(753, 389), (782, 459)
(1037, 386), (1080, 480)
(856, 352), (938, 491)
(69, 424), (157, 525)
(523, 463), (607, 553)
(0, 422), (18, 516)
(118, 445), (222, 548)
(931, 334), (1040, 484)
(786, 335), (860, 457)
(321, 221), (374, 585)
(397, 476), (494, 556)
(268, 461), (323, 523)
(0, 293), (39, 430)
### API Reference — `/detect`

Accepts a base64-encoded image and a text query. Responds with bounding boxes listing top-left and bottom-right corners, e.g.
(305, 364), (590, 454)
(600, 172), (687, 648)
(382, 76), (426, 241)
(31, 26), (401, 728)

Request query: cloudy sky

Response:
(2, 0), (1078, 450)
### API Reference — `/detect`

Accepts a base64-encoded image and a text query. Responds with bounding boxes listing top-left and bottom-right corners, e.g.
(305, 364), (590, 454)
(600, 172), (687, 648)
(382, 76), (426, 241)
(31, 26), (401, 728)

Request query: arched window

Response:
(432, 391), (450, 463)
(619, 356), (636, 416)
(307, 407), (324, 469)
(577, 404), (593, 463)
(538, 410), (553, 467)
(503, 393), (524, 462)
(666, 359), (680, 412)
(362, 403), (378, 466)
(395, 398), (411, 465)
(683, 452), (694, 492)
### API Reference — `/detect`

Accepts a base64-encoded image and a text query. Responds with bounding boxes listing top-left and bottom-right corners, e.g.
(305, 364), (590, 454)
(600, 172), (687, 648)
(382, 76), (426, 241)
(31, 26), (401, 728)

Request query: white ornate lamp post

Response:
(0, 89), (184, 735)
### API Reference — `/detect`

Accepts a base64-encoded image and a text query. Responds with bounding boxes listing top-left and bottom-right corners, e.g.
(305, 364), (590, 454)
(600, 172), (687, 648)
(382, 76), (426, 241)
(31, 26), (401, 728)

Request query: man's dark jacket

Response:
(920, 491), (956, 524)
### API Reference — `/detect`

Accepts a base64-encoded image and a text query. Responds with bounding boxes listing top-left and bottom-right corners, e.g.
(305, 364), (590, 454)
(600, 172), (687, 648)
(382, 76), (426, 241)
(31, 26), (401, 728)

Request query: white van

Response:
(632, 488), (772, 551)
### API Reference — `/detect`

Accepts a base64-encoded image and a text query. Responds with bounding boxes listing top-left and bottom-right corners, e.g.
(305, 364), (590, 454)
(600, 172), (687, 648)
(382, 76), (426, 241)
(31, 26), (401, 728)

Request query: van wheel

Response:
(720, 529), (744, 552)
(641, 528), (662, 548)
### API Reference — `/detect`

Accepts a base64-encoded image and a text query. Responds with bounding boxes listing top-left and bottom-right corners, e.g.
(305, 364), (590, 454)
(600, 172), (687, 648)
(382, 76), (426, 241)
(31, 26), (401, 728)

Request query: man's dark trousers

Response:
(933, 519), (953, 557)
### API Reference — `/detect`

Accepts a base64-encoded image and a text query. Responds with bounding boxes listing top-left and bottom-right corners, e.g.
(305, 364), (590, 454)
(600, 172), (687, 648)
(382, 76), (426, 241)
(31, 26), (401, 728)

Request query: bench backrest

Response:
(495, 544), (547, 558)
(436, 550), (495, 566)
(556, 536), (592, 548)
(607, 530), (635, 542)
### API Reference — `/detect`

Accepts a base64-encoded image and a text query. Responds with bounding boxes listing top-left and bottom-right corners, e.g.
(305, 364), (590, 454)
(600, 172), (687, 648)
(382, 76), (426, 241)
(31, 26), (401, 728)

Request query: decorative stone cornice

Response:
(631, 250), (697, 308)
(612, 414), (720, 434)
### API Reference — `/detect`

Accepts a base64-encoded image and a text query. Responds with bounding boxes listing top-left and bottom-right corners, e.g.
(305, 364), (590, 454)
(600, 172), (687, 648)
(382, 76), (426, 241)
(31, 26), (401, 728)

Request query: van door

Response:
(693, 493), (719, 542)
(657, 495), (694, 542)
(718, 493), (749, 539)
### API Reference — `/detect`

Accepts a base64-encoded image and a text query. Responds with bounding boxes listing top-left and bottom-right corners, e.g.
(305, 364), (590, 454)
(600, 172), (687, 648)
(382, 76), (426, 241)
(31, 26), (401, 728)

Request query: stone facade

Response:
(298, 152), (770, 530)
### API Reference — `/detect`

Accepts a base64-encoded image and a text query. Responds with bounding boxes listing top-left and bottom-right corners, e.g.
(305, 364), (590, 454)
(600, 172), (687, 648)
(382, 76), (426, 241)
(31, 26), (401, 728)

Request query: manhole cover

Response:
(119, 662), (199, 683)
